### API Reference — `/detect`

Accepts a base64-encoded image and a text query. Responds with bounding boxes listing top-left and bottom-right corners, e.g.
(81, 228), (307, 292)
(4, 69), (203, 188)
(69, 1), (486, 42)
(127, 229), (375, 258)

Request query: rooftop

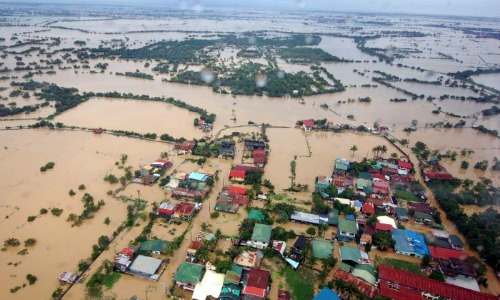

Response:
(312, 239), (333, 259)
(339, 218), (357, 234)
(251, 223), (272, 243)
(129, 255), (162, 276)
(175, 262), (204, 285)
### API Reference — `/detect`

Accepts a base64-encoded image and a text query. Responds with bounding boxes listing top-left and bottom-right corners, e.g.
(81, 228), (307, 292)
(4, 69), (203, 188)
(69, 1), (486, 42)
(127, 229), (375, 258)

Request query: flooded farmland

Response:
(1, 2), (500, 300)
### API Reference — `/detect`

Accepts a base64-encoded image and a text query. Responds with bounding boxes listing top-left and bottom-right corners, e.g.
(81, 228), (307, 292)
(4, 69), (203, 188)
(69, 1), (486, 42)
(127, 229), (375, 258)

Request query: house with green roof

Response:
(328, 209), (339, 226)
(219, 283), (241, 300)
(356, 177), (372, 193)
(312, 239), (334, 259)
(338, 218), (358, 241)
(174, 262), (204, 291)
(139, 239), (169, 255)
(339, 246), (362, 265)
(395, 207), (409, 222)
(224, 265), (243, 285)
(352, 264), (377, 285)
(248, 223), (272, 249)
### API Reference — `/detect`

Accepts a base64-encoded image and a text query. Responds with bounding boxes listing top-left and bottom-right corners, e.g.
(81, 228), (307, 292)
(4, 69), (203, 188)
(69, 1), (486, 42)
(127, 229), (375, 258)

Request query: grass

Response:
(283, 267), (314, 300)
(378, 257), (422, 274)
(394, 189), (420, 202)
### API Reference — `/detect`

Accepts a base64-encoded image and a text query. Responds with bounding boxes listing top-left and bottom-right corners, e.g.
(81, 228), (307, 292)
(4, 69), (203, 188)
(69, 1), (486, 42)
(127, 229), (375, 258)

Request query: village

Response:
(46, 122), (498, 300)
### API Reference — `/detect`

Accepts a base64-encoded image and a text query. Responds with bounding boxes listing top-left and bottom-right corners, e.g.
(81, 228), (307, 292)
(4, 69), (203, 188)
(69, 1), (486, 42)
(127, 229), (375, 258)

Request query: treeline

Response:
(115, 71), (154, 80)
(278, 47), (345, 63)
(449, 68), (500, 81)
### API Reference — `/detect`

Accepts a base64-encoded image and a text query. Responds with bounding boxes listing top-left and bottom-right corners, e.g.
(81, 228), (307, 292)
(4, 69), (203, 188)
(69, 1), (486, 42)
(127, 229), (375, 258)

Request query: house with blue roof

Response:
(392, 229), (429, 258)
(313, 288), (340, 300)
(188, 172), (209, 182)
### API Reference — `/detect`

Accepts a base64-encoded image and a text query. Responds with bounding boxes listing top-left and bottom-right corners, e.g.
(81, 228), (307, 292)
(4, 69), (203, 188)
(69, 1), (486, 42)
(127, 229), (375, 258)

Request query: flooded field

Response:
(55, 98), (203, 139)
(0, 129), (170, 300)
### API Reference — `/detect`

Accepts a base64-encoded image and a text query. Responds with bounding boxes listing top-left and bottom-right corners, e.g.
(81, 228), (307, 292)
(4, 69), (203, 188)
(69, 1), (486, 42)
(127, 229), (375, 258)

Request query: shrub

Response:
(40, 161), (55, 172)
(69, 189), (76, 196)
(50, 208), (63, 217)
(78, 184), (86, 190)
(4, 238), (20, 247)
(306, 227), (316, 236)
(39, 208), (48, 214)
(104, 217), (111, 225)
(26, 274), (37, 285)
(210, 212), (220, 219)
(24, 238), (36, 247)
(27, 216), (37, 222)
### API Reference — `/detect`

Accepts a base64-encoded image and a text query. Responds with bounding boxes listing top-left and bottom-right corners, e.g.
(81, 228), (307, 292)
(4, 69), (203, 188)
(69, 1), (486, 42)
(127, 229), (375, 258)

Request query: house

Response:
(244, 139), (266, 151)
(220, 283), (242, 300)
(128, 255), (163, 280)
(224, 264), (243, 285)
(376, 216), (397, 229)
(375, 222), (394, 232)
(248, 224), (272, 249)
(192, 269), (225, 300)
(395, 207), (409, 221)
(316, 176), (332, 198)
(229, 168), (246, 182)
(360, 233), (372, 246)
(352, 264), (377, 285)
(302, 119), (315, 132)
(378, 264), (497, 300)
(313, 288), (340, 300)
(414, 211), (433, 225)
(242, 268), (271, 300)
(219, 140), (236, 159)
(252, 149), (267, 167)
(174, 262), (204, 291)
(312, 239), (333, 259)
(175, 140), (196, 154)
(139, 240), (168, 255)
(290, 211), (328, 225)
(424, 169), (454, 181)
(58, 272), (78, 284)
(397, 160), (413, 174)
(234, 250), (263, 269)
(278, 290), (291, 300)
(334, 269), (378, 298)
(438, 258), (477, 278)
(247, 209), (267, 223)
(356, 175), (373, 193)
(335, 158), (350, 173)
(186, 240), (204, 262)
(340, 246), (362, 265)
(372, 179), (390, 195)
(449, 234), (465, 250)
(290, 235), (307, 260)
(361, 202), (375, 216)
(328, 209), (339, 226)
(338, 218), (358, 241)
(114, 247), (135, 272)
(392, 229), (429, 258)
(173, 202), (196, 220)
(158, 201), (176, 218)
(428, 246), (466, 261)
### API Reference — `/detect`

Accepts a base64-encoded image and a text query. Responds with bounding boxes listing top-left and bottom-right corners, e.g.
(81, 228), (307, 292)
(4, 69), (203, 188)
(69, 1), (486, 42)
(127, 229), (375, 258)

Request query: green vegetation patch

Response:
(378, 258), (422, 275)
(283, 267), (314, 300)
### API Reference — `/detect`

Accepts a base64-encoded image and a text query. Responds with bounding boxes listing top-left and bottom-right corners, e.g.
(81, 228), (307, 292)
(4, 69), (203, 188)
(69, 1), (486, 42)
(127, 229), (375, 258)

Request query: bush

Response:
(306, 227), (316, 236)
(27, 216), (37, 222)
(51, 208), (63, 217)
(210, 212), (220, 219)
(24, 238), (36, 247)
(78, 184), (86, 190)
(26, 274), (37, 285)
(40, 161), (55, 172)
(4, 238), (20, 247)
(104, 217), (111, 225)
(69, 189), (76, 196)
(39, 208), (48, 214)
(104, 174), (118, 184)
(461, 161), (469, 169)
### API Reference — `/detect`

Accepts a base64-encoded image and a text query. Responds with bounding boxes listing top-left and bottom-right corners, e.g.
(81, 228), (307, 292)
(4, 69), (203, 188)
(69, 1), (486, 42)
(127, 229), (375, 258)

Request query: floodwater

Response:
(0, 129), (171, 300)
(1, 9), (500, 300)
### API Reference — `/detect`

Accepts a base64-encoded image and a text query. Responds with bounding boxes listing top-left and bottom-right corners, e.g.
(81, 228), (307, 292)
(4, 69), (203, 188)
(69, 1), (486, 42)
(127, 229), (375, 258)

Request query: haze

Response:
(5, 0), (500, 18)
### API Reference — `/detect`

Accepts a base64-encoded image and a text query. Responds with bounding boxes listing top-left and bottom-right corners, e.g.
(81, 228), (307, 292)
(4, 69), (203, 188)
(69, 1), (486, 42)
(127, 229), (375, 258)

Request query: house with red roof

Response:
(362, 202), (375, 216)
(175, 141), (196, 154)
(428, 246), (466, 261)
(302, 119), (315, 132)
(378, 264), (497, 300)
(242, 268), (270, 300)
(372, 180), (390, 195)
(397, 160), (413, 174)
(229, 169), (246, 182)
(174, 202), (196, 220)
(375, 222), (394, 232)
(252, 149), (267, 167)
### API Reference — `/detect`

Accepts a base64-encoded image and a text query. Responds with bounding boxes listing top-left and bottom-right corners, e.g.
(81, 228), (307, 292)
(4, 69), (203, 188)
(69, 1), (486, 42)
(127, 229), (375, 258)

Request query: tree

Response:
(421, 254), (431, 267)
(306, 227), (316, 236)
(349, 145), (358, 157)
(372, 232), (394, 251)
(290, 159), (297, 189)
(429, 270), (445, 282)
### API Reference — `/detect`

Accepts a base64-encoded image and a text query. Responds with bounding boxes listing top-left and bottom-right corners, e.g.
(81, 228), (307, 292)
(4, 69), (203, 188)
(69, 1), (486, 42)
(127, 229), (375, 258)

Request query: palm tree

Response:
(372, 145), (382, 158)
(380, 145), (388, 157)
(350, 145), (358, 157)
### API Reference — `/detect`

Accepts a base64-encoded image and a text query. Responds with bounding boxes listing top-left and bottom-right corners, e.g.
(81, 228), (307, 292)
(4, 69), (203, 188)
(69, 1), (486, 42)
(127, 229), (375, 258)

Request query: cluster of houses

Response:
(163, 171), (215, 201)
(133, 159), (173, 185)
(217, 155), (498, 300)
(113, 240), (168, 281)
(172, 229), (275, 300)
